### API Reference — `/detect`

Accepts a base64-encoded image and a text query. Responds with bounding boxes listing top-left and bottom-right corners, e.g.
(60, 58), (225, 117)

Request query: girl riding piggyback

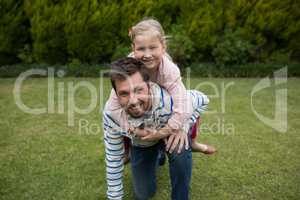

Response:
(106, 18), (216, 163)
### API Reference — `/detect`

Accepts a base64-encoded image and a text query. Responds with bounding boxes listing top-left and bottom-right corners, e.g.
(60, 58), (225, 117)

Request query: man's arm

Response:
(103, 112), (125, 200)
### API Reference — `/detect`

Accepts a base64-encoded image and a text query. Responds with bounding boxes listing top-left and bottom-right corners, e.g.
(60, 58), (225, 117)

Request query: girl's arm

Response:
(158, 55), (192, 131)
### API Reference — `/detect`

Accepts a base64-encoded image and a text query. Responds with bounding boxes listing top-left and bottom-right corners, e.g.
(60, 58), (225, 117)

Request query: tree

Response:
(0, 0), (29, 65)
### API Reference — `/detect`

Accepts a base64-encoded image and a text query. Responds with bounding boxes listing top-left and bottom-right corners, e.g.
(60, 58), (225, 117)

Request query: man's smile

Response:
(128, 102), (145, 117)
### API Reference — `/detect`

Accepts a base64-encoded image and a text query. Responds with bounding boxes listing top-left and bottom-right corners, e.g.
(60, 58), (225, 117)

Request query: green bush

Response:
(64, 0), (120, 64)
(186, 62), (300, 77)
(0, 0), (29, 65)
(212, 29), (254, 66)
(25, 0), (68, 64)
(110, 44), (131, 62)
(268, 50), (292, 64)
(168, 24), (195, 66)
(0, 0), (299, 70)
(0, 63), (109, 78)
(17, 44), (33, 64)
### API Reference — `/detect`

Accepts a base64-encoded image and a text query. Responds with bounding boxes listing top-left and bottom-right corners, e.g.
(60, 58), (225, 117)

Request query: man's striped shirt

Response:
(103, 82), (209, 200)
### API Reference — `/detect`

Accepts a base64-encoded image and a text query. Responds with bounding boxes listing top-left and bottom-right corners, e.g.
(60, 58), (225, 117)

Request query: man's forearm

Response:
(103, 113), (125, 200)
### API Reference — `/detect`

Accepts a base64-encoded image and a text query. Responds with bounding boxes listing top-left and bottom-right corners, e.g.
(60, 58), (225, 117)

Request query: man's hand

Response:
(128, 127), (149, 137)
(129, 126), (171, 142)
(129, 126), (189, 154)
(139, 127), (169, 141)
(165, 129), (189, 154)
(128, 127), (167, 141)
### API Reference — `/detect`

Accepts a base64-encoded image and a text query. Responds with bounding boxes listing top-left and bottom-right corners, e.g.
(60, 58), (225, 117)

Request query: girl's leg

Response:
(191, 118), (217, 154)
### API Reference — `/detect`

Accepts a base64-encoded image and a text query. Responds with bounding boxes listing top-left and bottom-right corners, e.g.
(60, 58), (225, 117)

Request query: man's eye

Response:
(119, 93), (128, 97)
(150, 46), (157, 50)
(136, 88), (143, 93)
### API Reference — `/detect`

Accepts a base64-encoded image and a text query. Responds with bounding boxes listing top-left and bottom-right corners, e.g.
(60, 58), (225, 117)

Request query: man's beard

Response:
(126, 101), (146, 118)
(126, 84), (151, 118)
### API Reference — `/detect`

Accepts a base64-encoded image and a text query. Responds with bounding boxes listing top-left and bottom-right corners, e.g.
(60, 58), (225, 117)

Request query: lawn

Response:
(0, 77), (299, 200)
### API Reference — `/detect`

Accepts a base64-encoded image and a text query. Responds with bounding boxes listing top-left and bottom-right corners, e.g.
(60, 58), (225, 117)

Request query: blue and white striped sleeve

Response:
(192, 90), (209, 117)
(103, 112), (125, 200)
(183, 90), (210, 132)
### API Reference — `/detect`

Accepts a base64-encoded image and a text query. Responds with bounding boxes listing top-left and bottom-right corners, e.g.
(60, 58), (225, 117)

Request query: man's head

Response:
(110, 57), (151, 118)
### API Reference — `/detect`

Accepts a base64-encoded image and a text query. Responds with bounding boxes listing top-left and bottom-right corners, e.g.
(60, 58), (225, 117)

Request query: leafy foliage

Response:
(212, 29), (254, 65)
(0, 0), (299, 67)
(0, 0), (29, 65)
(168, 24), (195, 65)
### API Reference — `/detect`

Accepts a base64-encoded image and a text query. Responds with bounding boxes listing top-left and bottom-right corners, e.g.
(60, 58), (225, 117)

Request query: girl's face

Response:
(132, 34), (166, 70)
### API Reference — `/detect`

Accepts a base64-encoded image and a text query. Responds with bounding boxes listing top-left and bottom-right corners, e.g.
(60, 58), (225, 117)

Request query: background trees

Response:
(0, 0), (299, 66)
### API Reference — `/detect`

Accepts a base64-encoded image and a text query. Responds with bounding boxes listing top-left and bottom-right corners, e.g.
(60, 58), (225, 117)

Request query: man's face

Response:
(115, 72), (151, 118)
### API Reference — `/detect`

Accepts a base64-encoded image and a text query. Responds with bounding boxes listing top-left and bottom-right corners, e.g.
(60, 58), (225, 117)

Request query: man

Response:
(103, 57), (209, 200)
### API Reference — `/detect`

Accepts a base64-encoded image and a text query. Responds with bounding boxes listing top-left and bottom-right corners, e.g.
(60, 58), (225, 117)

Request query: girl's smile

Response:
(132, 34), (166, 71)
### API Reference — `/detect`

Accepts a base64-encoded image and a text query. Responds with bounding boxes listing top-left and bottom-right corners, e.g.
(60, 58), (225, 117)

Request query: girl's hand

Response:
(165, 129), (189, 154)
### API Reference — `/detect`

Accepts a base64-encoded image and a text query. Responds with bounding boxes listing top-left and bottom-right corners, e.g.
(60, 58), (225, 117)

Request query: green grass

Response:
(0, 77), (299, 200)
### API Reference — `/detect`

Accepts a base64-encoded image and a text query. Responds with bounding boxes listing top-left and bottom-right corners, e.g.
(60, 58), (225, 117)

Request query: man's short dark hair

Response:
(110, 57), (150, 91)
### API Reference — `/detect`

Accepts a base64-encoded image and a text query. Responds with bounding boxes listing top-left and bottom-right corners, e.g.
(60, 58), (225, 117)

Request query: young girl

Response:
(106, 18), (216, 163)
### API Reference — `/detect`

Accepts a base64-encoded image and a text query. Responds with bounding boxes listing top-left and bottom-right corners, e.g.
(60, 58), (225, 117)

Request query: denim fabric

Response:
(130, 138), (192, 200)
